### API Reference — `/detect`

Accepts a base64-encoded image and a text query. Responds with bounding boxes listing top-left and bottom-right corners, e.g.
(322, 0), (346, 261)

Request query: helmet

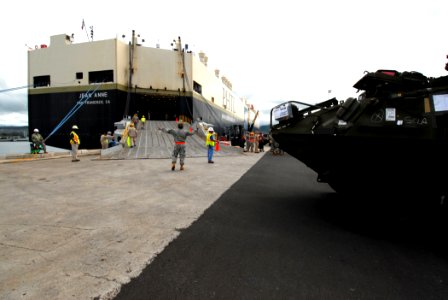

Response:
(208, 127), (214, 132)
(34, 128), (39, 133)
(72, 125), (79, 129)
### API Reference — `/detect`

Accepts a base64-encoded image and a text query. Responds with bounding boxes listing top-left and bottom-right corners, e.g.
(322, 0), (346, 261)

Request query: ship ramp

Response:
(100, 120), (244, 160)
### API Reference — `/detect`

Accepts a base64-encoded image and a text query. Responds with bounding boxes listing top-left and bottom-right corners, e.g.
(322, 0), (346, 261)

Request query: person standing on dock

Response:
(70, 125), (80, 162)
(140, 115), (146, 130)
(132, 113), (139, 129)
(127, 123), (138, 148)
(31, 128), (47, 153)
(100, 131), (113, 149)
(245, 131), (255, 152)
(159, 122), (195, 171)
(258, 133), (265, 152)
(206, 127), (216, 163)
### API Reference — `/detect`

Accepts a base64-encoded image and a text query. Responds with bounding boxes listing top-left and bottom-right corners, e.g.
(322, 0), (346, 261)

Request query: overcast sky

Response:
(1, 0), (447, 126)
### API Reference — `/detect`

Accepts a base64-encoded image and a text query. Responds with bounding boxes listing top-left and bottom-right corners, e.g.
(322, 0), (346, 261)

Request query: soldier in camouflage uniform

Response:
(159, 122), (195, 171)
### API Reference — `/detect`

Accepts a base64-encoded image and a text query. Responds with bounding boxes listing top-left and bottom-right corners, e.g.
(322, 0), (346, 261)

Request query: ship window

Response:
(33, 75), (50, 88)
(193, 81), (202, 94)
(76, 72), (83, 80)
(89, 70), (113, 84)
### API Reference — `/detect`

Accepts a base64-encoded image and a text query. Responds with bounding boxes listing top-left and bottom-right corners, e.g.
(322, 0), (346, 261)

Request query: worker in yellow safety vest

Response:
(140, 115), (146, 130)
(206, 127), (216, 163)
(70, 125), (80, 162)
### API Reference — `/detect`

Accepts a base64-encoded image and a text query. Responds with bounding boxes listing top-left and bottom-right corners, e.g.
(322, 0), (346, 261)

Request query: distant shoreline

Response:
(0, 126), (29, 141)
(0, 138), (29, 142)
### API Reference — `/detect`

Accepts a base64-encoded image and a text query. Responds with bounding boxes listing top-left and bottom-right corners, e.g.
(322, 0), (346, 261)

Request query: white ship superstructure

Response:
(28, 31), (252, 148)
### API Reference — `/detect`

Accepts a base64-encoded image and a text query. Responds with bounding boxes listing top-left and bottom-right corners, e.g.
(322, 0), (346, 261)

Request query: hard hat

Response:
(72, 125), (79, 129)
(208, 127), (214, 132)
(34, 128), (39, 132)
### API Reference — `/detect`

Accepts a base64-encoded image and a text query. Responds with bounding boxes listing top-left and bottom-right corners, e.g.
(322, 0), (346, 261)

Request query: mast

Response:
(176, 36), (187, 92)
(124, 30), (136, 118)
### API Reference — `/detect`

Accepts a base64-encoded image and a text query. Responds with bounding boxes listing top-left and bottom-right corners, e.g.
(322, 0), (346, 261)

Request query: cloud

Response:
(0, 112), (28, 126)
(0, 92), (27, 111)
(0, 92), (27, 114)
(0, 80), (28, 126)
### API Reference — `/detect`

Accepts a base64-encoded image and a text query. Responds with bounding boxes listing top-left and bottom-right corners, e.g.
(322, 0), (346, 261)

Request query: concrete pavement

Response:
(0, 148), (266, 299)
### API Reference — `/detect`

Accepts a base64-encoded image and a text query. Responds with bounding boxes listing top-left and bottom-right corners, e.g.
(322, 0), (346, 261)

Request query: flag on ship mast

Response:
(81, 19), (85, 30)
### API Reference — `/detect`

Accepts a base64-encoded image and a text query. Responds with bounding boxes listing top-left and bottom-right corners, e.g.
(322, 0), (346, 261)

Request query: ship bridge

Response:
(100, 121), (243, 160)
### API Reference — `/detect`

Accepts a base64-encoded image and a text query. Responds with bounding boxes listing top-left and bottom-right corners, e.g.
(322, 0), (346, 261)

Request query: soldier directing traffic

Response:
(159, 122), (195, 171)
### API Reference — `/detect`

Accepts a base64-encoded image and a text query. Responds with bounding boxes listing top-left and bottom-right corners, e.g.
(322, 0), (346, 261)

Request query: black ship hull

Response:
(28, 87), (244, 150)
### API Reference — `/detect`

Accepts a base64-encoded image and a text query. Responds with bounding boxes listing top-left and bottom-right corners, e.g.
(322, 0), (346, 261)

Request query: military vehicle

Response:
(270, 70), (448, 200)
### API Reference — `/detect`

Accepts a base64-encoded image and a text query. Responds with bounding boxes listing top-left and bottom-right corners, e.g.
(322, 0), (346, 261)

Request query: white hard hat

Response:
(34, 128), (39, 132)
(72, 125), (79, 129)
(208, 127), (214, 132)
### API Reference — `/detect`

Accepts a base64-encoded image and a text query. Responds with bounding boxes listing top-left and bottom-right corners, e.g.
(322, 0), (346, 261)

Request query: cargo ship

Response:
(28, 31), (254, 149)
(270, 69), (448, 200)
